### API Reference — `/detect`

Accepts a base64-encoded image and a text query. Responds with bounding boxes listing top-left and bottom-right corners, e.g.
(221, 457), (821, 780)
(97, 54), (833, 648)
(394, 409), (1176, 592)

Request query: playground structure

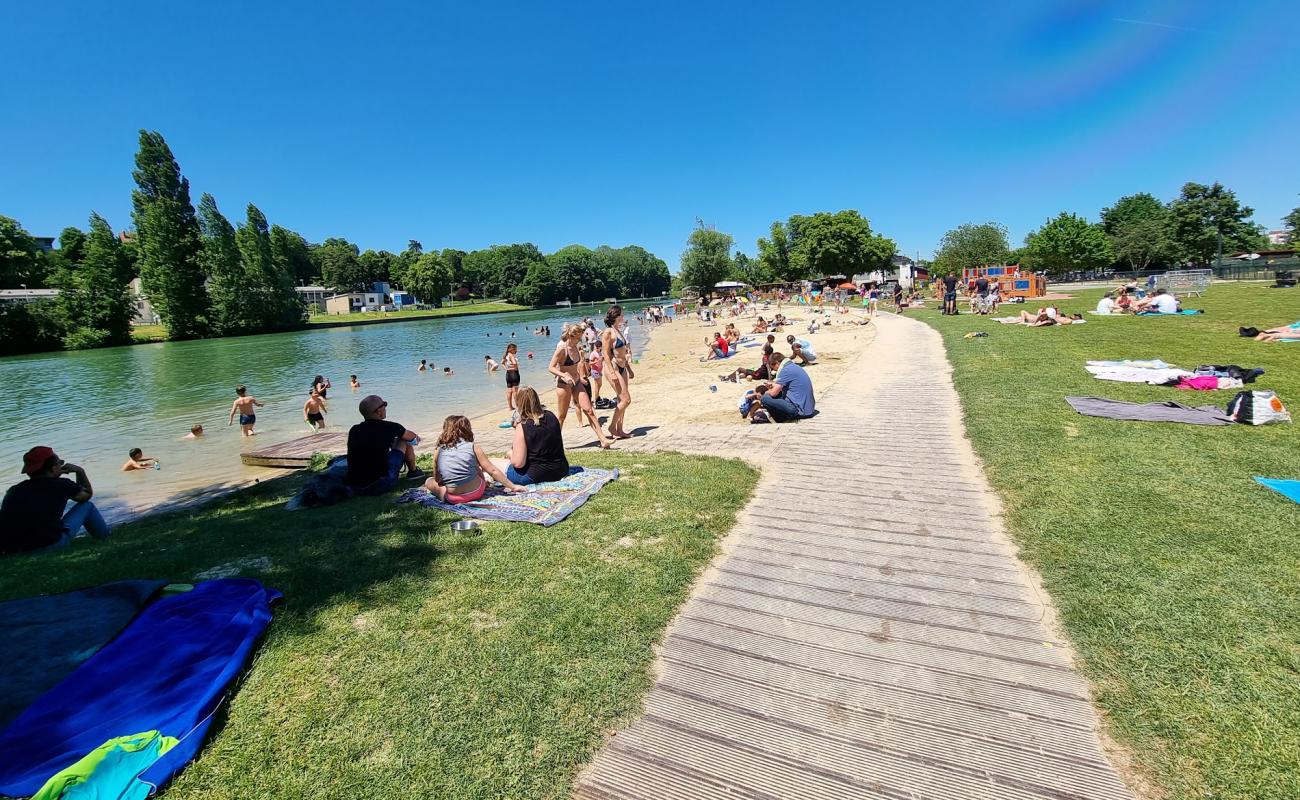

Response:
(961, 265), (1047, 299)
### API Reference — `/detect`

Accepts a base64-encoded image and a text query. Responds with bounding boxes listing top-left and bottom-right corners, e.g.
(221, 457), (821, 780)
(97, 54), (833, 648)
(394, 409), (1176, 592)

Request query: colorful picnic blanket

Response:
(1254, 477), (1300, 505)
(397, 467), (618, 526)
(0, 580), (167, 729)
(0, 579), (281, 799)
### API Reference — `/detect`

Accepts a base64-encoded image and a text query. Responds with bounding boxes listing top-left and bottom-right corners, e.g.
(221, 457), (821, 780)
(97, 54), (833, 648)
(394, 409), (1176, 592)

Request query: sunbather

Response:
(1255, 323), (1300, 342)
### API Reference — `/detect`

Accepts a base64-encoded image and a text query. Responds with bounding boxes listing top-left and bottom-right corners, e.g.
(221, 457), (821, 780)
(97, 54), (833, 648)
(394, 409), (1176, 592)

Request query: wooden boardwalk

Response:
(575, 314), (1133, 800)
(239, 432), (347, 468)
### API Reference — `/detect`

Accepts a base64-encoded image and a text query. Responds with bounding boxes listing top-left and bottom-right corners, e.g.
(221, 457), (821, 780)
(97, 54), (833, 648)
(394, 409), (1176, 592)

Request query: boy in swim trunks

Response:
(303, 389), (327, 430)
(228, 385), (264, 437)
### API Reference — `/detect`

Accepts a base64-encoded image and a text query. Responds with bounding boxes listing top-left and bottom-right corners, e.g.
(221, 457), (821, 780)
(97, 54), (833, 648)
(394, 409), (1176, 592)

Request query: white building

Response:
(1267, 230), (1292, 246)
(294, 286), (330, 312)
(0, 288), (60, 304)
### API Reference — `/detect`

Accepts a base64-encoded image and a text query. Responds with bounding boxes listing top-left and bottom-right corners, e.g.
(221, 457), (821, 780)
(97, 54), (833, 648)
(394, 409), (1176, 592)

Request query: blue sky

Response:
(3, 0), (1298, 268)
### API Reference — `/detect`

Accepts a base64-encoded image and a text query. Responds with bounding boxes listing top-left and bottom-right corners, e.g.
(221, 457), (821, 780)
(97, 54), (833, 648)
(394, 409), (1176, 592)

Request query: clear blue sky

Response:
(3, 0), (1298, 268)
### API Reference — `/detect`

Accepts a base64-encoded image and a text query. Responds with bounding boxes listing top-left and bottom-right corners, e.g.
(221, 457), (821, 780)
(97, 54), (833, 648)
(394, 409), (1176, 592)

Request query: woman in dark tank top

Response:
(503, 387), (570, 485)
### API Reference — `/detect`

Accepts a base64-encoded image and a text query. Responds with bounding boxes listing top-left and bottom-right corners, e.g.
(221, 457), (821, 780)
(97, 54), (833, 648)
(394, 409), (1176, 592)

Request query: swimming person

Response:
(418, 359), (428, 372)
(228, 384), (264, 436)
(1, 447), (110, 554)
(601, 305), (634, 440)
(443, 366), (453, 375)
(350, 374), (360, 390)
(121, 448), (158, 471)
(185, 425), (204, 439)
(423, 415), (524, 503)
(304, 389), (327, 430)
(549, 323), (610, 447)
(503, 342), (521, 411)
(495, 387), (570, 485)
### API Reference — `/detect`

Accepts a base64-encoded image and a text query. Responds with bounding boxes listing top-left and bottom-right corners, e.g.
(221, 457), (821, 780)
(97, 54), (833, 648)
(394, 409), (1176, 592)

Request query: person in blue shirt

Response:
(759, 352), (816, 422)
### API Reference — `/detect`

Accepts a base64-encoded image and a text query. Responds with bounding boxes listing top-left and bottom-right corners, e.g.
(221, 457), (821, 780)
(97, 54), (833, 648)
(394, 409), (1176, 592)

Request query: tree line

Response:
(932, 182), (1296, 278)
(679, 210), (897, 292)
(1, 130), (672, 355)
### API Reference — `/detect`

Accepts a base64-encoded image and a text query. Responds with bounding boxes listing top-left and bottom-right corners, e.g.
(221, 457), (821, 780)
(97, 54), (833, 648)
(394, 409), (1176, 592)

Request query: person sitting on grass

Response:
(1095, 292), (1117, 314)
(1134, 289), (1178, 314)
(1, 447), (109, 554)
(1114, 287), (1134, 313)
(759, 352), (816, 422)
(423, 415), (524, 503)
(1255, 322), (1300, 342)
(345, 395), (424, 495)
(496, 387), (571, 486)
(121, 448), (157, 471)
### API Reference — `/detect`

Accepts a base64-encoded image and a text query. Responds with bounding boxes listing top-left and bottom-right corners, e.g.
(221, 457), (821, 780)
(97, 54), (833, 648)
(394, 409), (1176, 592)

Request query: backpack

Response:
(1225, 391), (1291, 425)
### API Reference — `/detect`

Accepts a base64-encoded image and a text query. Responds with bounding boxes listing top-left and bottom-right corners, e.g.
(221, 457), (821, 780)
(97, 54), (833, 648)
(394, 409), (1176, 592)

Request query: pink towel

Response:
(1176, 376), (1222, 391)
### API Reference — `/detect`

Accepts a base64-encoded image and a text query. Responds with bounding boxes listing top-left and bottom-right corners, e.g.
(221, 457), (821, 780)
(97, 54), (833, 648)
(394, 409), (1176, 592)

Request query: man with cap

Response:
(1, 447), (110, 554)
(346, 395), (424, 495)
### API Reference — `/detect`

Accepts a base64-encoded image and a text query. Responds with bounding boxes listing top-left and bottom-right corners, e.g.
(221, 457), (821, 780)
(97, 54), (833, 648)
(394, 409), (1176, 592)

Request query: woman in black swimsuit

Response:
(547, 323), (610, 448)
(601, 305), (633, 439)
(503, 343), (521, 410)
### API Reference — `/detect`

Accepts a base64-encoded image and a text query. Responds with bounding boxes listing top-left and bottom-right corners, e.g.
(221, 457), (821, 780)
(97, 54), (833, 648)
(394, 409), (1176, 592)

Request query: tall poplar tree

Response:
(238, 204), (303, 330)
(197, 193), (253, 335)
(54, 213), (135, 349)
(130, 130), (209, 338)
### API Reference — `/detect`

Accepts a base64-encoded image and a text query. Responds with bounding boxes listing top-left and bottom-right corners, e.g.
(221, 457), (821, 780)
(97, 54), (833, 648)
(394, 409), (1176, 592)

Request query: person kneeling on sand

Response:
(424, 415), (524, 503)
(346, 395), (425, 495)
(1, 447), (110, 554)
(759, 352), (816, 422)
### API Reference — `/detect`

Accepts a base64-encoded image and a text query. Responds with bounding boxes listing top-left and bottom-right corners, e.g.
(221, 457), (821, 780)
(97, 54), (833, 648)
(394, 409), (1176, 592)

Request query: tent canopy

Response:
(713, 280), (749, 289)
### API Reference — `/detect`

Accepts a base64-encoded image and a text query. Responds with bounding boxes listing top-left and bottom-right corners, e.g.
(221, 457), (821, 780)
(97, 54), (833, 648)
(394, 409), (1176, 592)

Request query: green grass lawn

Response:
(307, 300), (528, 326)
(130, 323), (168, 343)
(0, 451), (757, 799)
(915, 282), (1300, 800)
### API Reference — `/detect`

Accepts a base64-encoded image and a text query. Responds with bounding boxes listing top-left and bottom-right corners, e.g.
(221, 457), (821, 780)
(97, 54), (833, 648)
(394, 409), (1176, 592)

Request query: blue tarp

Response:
(1255, 477), (1300, 505)
(0, 579), (281, 798)
(0, 580), (167, 729)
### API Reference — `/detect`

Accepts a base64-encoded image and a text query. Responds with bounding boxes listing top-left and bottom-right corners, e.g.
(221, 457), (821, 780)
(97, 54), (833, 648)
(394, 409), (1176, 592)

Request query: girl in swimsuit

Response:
(601, 305), (633, 439)
(503, 343), (521, 410)
(548, 323), (611, 448)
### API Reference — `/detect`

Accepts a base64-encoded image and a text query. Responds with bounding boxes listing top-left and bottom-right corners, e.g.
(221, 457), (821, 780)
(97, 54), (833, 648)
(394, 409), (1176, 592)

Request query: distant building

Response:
(324, 291), (387, 315)
(295, 286), (329, 312)
(0, 288), (60, 304)
(129, 278), (159, 325)
(1267, 230), (1292, 245)
(33, 237), (55, 252)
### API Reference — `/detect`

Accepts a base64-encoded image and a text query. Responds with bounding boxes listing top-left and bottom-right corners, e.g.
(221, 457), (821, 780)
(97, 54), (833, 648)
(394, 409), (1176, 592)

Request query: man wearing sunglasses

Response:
(346, 395), (424, 495)
(1, 447), (110, 554)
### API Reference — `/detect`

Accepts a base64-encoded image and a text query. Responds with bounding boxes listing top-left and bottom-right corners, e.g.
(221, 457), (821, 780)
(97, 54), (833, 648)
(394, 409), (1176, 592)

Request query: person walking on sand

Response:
(304, 388), (327, 430)
(1, 447), (110, 554)
(601, 304), (634, 439)
(549, 323), (611, 448)
(503, 342), (521, 411)
(228, 385), (264, 436)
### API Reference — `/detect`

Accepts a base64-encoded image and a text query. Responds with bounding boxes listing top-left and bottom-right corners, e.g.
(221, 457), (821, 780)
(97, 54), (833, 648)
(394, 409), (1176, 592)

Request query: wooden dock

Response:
(240, 432), (348, 468)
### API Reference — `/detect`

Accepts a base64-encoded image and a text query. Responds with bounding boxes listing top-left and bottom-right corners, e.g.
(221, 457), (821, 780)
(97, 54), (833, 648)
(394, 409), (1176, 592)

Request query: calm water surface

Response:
(0, 303), (667, 521)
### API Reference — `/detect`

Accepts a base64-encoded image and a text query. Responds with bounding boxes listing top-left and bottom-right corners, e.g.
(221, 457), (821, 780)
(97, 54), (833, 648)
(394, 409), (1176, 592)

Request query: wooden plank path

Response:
(239, 432), (347, 468)
(575, 313), (1134, 800)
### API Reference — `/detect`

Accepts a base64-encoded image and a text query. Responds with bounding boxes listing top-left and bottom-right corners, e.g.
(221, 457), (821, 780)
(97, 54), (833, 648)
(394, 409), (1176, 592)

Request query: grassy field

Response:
(307, 300), (528, 326)
(915, 282), (1300, 799)
(130, 323), (168, 343)
(0, 451), (757, 799)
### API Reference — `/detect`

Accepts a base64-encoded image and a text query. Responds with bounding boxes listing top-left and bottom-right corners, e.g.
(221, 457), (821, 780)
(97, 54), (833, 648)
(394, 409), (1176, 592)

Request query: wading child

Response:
(227, 385), (264, 437)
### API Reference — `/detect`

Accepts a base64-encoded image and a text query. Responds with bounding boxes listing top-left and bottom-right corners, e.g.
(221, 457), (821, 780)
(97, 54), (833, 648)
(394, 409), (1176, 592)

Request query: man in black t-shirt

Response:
(974, 276), (990, 314)
(942, 273), (960, 315)
(346, 395), (424, 495)
(1, 446), (111, 555)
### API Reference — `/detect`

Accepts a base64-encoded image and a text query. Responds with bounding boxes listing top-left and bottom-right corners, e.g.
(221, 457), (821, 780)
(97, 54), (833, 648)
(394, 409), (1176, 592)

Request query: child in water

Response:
(484, 355), (500, 372)
(350, 374), (360, 390)
(122, 448), (158, 471)
(303, 389), (327, 430)
(184, 424), (204, 439)
(228, 385), (264, 436)
(443, 366), (454, 375)
(418, 359), (428, 372)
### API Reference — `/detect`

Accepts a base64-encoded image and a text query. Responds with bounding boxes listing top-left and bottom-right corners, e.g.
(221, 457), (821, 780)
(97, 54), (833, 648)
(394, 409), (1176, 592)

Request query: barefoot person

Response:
(345, 395), (424, 495)
(423, 415), (524, 503)
(121, 448), (158, 471)
(503, 343), (521, 411)
(303, 389), (327, 430)
(1, 447), (110, 554)
(496, 387), (570, 486)
(601, 305), (634, 439)
(484, 355), (500, 373)
(549, 323), (611, 447)
(759, 352), (817, 422)
(228, 385), (263, 436)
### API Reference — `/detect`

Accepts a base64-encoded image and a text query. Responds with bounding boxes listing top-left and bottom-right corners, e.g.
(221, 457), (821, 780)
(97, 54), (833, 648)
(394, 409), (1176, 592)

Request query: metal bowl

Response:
(450, 519), (481, 535)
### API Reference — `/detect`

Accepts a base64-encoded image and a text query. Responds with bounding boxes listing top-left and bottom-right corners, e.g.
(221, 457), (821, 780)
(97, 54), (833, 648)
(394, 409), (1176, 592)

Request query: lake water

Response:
(0, 302), (669, 522)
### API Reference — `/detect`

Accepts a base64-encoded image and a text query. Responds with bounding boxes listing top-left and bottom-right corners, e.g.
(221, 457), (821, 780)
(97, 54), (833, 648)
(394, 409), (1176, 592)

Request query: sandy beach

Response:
(466, 302), (885, 459)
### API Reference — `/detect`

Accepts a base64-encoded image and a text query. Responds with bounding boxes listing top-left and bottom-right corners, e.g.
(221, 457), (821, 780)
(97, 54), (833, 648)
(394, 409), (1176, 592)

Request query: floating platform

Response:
(240, 432), (347, 468)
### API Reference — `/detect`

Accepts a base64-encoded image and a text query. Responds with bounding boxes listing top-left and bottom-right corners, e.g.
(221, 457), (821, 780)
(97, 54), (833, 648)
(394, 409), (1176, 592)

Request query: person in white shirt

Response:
(1096, 293), (1116, 314)
(1153, 292), (1179, 314)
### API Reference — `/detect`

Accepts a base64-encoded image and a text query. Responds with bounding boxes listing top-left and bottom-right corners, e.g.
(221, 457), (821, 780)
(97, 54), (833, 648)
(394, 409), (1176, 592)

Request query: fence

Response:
(1155, 269), (1212, 296)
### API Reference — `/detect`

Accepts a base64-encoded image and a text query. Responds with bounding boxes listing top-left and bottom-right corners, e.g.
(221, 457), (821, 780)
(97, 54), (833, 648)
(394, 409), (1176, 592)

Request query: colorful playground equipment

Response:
(961, 265), (1047, 299)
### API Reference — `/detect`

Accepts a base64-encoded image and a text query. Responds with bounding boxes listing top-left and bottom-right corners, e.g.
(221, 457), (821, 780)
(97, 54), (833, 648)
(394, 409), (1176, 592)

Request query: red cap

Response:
(22, 446), (56, 474)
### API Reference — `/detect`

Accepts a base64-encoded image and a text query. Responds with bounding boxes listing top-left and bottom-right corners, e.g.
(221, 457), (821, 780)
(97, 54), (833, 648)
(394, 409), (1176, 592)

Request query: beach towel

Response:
(1136, 309), (1202, 315)
(1085, 365), (1191, 385)
(0, 579), (282, 799)
(396, 467), (618, 527)
(1175, 376), (1243, 391)
(1065, 396), (1234, 426)
(1087, 359), (1173, 369)
(1254, 478), (1300, 505)
(0, 580), (168, 729)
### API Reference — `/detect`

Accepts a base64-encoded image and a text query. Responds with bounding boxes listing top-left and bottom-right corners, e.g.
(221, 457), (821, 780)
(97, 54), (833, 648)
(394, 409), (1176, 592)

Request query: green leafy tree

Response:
(404, 251), (454, 307)
(756, 221), (799, 281)
(238, 204), (303, 330)
(197, 194), (254, 335)
(679, 222), (735, 293)
(57, 226), (88, 267)
(1281, 205), (1300, 242)
(358, 249), (395, 287)
(130, 130), (209, 338)
(787, 210), (894, 278)
(1023, 212), (1113, 277)
(933, 222), (1011, 274)
(441, 249), (470, 296)
(391, 240), (423, 289)
(0, 301), (67, 355)
(270, 225), (317, 285)
(612, 245), (671, 297)
(0, 215), (46, 288)
(1100, 193), (1175, 272)
(517, 258), (565, 306)
(53, 213), (135, 348)
(316, 238), (368, 292)
(731, 251), (775, 286)
(464, 243), (545, 301)
(1166, 182), (1261, 265)
(546, 245), (605, 301)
